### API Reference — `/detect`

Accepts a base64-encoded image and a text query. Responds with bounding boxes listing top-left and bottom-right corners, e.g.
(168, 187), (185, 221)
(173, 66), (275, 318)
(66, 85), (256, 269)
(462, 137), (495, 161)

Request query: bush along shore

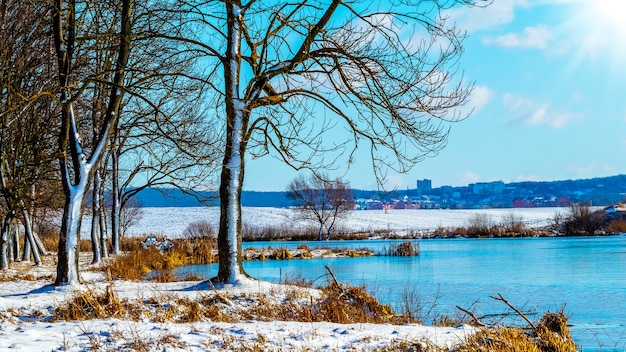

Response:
(237, 203), (626, 241)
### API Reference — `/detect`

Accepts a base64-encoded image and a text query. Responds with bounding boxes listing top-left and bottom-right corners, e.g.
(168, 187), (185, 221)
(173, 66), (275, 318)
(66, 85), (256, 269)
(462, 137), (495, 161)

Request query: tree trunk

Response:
(110, 147), (120, 255)
(28, 186), (48, 256)
(21, 223), (31, 262)
(215, 112), (248, 283)
(10, 217), (19, 262)
(32, 231), (47, 257)
(99, 185), (109, 258)
(214, 1), (250, 284)
(0, 215), (11, 270)
(21, 208), (41, 265)
(90, 170), (102, 264)
(56, 189), (86, 285)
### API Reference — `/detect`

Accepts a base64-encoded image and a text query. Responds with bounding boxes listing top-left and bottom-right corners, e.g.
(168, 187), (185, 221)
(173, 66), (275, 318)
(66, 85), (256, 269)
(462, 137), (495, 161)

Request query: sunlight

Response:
(587, 0), (626, 37)
(566, 0), (626, 65)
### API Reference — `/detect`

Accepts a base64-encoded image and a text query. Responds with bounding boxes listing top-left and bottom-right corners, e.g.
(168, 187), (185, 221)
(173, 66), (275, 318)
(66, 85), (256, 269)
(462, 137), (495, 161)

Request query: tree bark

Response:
(21, 225), (31, 262)
(10, 217), (18, 262)
(99, 182), (109, 258)
(0, 215), (11, 270)
(214, 1), (250, 284)
(90, 169), (102, 264)
(215, 105), (249, 283)
(21, 207), (41, 265)
(110, 145), (120, 255)
(56, 189), (86, 285)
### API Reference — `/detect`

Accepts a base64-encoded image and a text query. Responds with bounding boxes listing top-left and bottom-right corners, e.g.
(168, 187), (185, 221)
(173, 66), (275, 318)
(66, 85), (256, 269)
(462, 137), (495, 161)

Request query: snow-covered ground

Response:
(127, 206), (568, 238)
(0, 266), (475, 351)
(0, 206), (573, 351)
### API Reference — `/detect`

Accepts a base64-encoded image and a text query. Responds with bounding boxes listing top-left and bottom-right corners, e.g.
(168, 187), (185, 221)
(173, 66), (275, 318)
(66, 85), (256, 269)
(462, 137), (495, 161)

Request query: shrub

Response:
(500, 213), (527, 235)
(562, 204), (604, 236)
(242, 224), (319, 241)
(398, 285), (451, 326)
(381, 240), (420, 256)
(466, 214), (494, 237)
(182, 220), (214, 238)
(607, 218), (626, 233)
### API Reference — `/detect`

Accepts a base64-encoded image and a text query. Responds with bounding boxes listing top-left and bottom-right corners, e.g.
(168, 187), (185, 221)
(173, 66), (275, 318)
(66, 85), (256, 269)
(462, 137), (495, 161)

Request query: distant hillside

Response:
(132, 174), (626, 208)
(133, 188), (292, 208)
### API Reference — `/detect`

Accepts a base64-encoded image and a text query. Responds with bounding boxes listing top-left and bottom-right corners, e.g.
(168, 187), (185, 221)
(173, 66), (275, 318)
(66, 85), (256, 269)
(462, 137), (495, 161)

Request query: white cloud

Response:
(460, 171), (481, 184)
(445, 0), (529, 33)
(515, 174), (542, 182)
(502, 93), (581, 128)
(455, 85), (494, 117)
(484, 25), (552, 49)
(384, 174), (410, 189)
(470, 85), (494, 110)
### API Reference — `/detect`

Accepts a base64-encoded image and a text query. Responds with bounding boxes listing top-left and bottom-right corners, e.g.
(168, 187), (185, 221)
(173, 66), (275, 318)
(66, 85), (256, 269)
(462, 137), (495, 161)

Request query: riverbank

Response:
(0, 254), (476, 351)
(0, 252), (579, 352)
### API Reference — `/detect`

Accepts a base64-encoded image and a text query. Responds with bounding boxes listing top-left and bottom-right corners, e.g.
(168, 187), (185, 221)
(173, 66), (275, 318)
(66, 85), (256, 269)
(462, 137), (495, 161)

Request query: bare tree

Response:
(288, 174), (354, 240)
(0, 0), (58, 269)
(52, 0), (133, 284)
(118, 196), (142, 238)
(105, 78), (221, 255)
(99, 4), (222, 255)
(47, 0), (219, 276)
(169, 0), (486, 283)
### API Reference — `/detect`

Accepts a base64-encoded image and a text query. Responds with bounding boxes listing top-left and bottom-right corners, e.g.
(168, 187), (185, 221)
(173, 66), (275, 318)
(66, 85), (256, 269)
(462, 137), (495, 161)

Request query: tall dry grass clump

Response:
(105, 236), (215, 281)
(315, 281), (400, 324)
(457, 310), (577, 352)
(54, 284), (127, 321)
(607, 218), (626, 233)
(381, 240), (420, 256)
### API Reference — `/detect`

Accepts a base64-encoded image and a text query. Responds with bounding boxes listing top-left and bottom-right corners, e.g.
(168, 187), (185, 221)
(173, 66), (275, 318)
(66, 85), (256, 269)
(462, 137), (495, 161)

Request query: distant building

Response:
(416, 179), (432, 195)
(470, 181), (505, 195)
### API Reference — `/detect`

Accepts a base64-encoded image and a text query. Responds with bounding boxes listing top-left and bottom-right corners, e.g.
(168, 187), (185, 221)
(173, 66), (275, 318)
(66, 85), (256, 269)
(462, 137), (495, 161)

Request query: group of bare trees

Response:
(0, 1), (220, 281)
(0, 1), (59, 269)
(1, 0), (486, 285)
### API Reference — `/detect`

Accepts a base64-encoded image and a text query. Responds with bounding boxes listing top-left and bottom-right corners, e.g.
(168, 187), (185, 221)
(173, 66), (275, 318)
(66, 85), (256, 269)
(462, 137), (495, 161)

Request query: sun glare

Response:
(588, 0), (626, 36)
(568, 0), (626, 63)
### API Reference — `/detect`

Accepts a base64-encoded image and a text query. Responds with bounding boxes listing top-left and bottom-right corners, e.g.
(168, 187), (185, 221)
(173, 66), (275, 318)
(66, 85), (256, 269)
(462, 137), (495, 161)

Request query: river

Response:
(174, 236), (626, 351)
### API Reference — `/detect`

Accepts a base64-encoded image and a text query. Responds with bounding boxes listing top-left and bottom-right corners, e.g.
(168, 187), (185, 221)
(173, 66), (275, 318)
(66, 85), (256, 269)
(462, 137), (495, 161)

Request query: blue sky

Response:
(245, 0), (626, 191)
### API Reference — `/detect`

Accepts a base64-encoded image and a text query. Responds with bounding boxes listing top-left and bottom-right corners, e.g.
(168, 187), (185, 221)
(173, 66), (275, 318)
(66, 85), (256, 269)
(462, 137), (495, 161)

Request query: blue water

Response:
(174, 237), (626, 351)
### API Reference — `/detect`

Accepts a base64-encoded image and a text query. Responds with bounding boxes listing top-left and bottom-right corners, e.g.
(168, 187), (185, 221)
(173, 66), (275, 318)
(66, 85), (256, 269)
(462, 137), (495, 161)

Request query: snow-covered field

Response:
(127, 206), (568, 238)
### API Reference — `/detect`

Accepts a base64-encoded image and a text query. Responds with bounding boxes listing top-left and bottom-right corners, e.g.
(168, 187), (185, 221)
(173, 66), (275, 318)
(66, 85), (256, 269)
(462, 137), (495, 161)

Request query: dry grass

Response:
(607, 218), (626, 233)
(44, 268), (578, 352)
(457, 310), (577, 352)
(380, 240), (420, 256)
(104, 236), (215, 281)
(54, 284), (127, 321)
(314, 282), (402, 324)
(50, 281), (579, 352)
(51, 274), (410, 326)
